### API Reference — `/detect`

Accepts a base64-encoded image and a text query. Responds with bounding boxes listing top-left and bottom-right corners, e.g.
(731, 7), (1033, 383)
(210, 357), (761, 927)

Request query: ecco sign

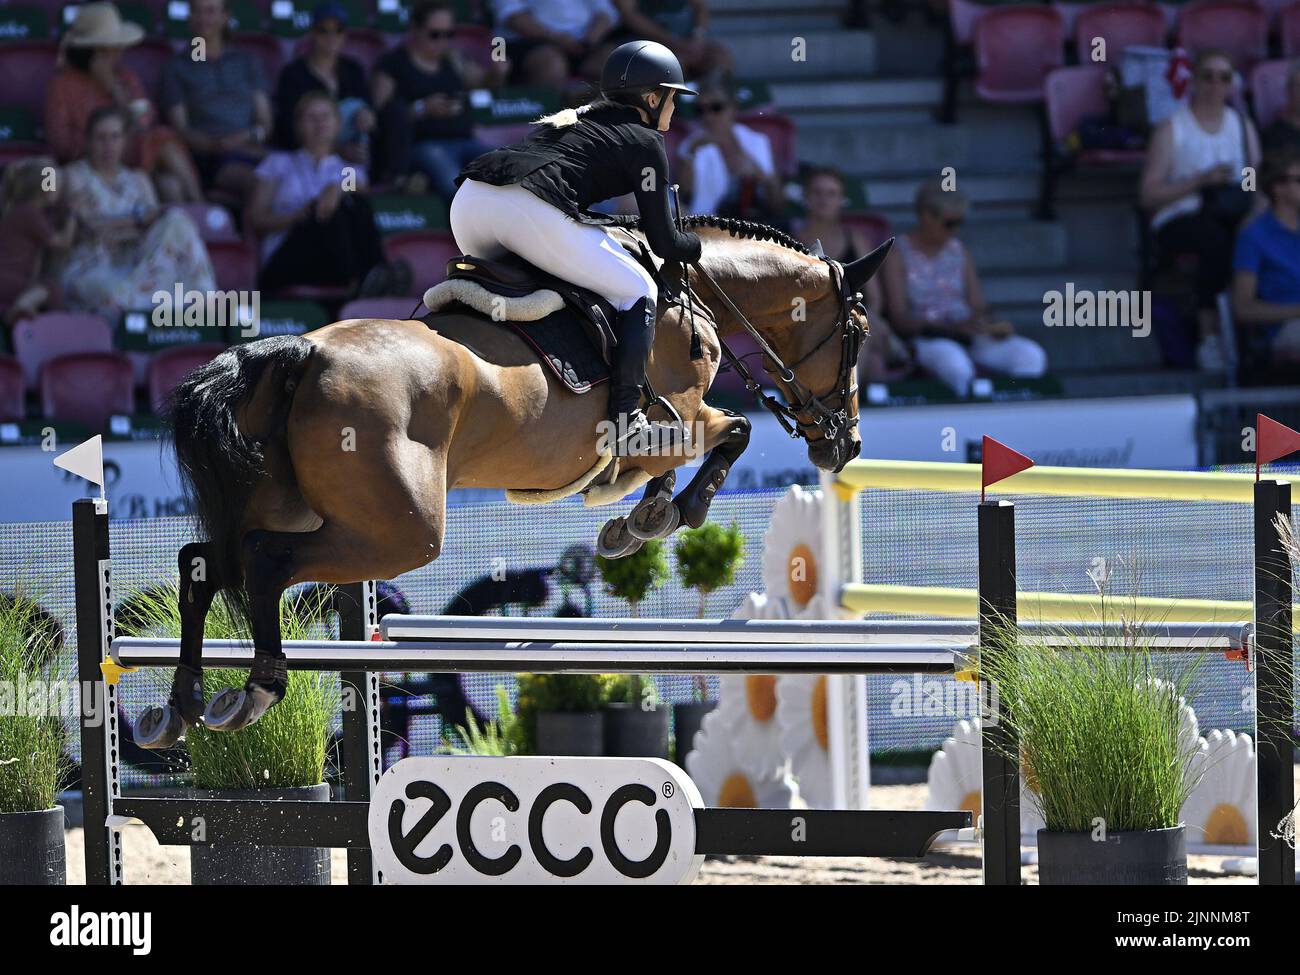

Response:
(368, 756), (704, 884)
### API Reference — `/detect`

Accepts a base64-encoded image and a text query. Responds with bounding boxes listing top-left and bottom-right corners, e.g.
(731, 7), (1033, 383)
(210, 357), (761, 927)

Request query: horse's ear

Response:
(844, 237), (894, 289)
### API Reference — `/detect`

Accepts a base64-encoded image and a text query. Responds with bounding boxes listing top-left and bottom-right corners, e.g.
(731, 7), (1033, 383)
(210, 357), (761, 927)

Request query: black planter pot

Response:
(189, 784), (331, 886)
(602, 703), (670, 758)
(1038, 826), (1187, 885)
(672, 701), (716, 767)
(0, 806), (65, 885)
(536, 710), (604, 755)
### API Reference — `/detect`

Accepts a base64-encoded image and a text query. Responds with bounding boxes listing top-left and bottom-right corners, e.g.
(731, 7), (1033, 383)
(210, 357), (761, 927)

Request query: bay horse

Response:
(135, 215), (891, 747)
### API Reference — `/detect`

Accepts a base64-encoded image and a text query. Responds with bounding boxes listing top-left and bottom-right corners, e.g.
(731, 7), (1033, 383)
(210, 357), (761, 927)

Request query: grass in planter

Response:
(120, 585), (339, 790)
(444, 686), (519, 757)
(980, 617), (1205, 835)
(0, 593), (72, 813)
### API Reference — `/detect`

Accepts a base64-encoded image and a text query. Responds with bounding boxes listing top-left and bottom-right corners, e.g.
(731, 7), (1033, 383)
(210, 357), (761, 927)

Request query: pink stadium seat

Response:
(41, 351), (135, 432)
(736, 111), (798, 178)
(384, 230), (461, 295)
(0, 355), (24, 423)
(949, 0), (989, 45)
(454, 23), (493, 70)
(477, 122), (533, 147)
(11, 312), (114, 390)
(1051, 0), (1092, 36)
(342, 27), (391, 71)
(1073, 2), (1167, 62)
(1283, 1), (1300, 56)
(1045, 65), (1145, 163)
(1176, 0), (1269, 70)
(207, 239), (259, 291)
(174, 203), (240, 242)
(841, 213), (894, 251)
(147, 343), (225, 413)
(974, 6), (1066, 103)
(120, 38), (175, 104)
(338, 297), (422, 320)
(1250, 59), (1293, 126)
(0, 41), (60, 115)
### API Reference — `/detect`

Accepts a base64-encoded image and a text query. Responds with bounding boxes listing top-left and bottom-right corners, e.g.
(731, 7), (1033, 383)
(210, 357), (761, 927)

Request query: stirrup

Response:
(610, 410), (689, 457)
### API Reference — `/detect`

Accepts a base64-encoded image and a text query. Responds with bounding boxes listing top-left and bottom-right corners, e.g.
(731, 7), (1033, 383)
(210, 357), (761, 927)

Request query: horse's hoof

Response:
(628, 496), (681, 540)
(203, 683), (280, 733)
(134, 704), (188, 749)
(597, 517), (644, 559)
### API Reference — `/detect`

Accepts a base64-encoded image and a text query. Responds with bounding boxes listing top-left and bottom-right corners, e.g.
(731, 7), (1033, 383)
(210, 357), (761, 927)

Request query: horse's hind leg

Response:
(135, 541), (224, 749)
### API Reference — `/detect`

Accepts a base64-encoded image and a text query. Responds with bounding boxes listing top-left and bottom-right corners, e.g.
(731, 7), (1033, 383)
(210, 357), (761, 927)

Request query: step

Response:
(770, 77), (943, 115)
(795, 115), (1042, 178)
(723, 29), (877, 78)
(1057, 368), (1215, 397)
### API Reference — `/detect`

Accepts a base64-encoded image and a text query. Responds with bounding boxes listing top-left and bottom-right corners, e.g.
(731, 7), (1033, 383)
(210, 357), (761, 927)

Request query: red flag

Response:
(981, 436), (1034, 501)
(1257, 414), (1300, 479)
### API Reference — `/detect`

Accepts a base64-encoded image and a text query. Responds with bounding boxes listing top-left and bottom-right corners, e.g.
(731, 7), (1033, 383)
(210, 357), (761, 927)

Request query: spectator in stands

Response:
(1140, 49), (1261, 370)
(60, 107), (215, 316)
(372, 0), (498, 199)
(0, 158), (74, 328)
(492, 0), (619, 88)
(1231, 148), (1300, 369)
(791, 166), (910, 381)
(609, 1), (732, 79)
(45, 3), (202, 203)
(273, 2), (375, 164)
(249, 92), (401, 297)
(880, 179), (1047, 397)
(1262, 61), (1300, 154)
(160, 0), (273, 196)
(677, 79), (784, 223)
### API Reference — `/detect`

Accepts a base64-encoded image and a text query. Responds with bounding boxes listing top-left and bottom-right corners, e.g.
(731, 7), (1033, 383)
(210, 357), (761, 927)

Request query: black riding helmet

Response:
(600, 40), (696, 127)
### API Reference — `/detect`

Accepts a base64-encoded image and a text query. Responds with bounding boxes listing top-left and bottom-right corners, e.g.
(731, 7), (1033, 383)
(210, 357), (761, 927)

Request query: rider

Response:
(451, 39), (702, 456)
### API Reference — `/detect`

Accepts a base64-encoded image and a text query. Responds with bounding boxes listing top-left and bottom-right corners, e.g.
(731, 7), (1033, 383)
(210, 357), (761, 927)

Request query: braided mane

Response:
(622, 213), (814, 255)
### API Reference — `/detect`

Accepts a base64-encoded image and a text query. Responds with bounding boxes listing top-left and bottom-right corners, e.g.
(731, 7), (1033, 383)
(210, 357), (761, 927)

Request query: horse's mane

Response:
(623, 213), (814, 256)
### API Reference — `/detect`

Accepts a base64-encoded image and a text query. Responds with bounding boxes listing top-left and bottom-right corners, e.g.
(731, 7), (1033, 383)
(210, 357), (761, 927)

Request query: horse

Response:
(134, 214), (892, 748)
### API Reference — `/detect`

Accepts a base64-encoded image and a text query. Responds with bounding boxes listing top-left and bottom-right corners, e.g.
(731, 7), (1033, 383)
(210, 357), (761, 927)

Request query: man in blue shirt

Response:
(1233, 148), (1300, 369)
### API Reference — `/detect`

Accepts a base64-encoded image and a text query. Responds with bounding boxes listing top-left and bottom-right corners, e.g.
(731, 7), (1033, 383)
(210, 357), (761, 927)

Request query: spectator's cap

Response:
(601, 40), (696, 98)
(64, 2), (144, 48)
(311, 1), (348, 28)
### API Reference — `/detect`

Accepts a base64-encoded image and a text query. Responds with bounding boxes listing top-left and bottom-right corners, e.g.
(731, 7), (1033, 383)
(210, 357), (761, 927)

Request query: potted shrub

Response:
(980, 621), (1204, 885)
(124, 585), (338, 885)
(444, 686), (519, 756)
(596, 540), (669, 757)
(513, 673), (609, 755)
(0, 593), (71, 884)
(670, 523), (745, 766)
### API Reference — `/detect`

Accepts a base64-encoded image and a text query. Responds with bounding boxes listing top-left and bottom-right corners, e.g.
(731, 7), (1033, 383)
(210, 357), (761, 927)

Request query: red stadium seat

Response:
(0, 40), (60, 115)
(454, 23), (493, 70)
(147, 343), (225, 413)
(1283, 1), (1300, 57)
(841, 213), (894, 251)
(384, 230), (461, 295)
(11, 311), (114, 390)
(1045, 65), (1145, 164)
(477, 122), (533, 147)
(0, 355), (25, 423)
(1176, 0), (1268, 70)
(174, 202), (241, 242)
(120, 37), (175, 105)
(736, 111), (797, 178)
(339, 297), (422, 320)
(1250, 59), (1293, 127)
(342, 27), (391, 71)
(974, 6), (1066, 103)
(207, 239), (259, 291)
(41, 351), (135, 431)
(1073, 2), (1167, 62)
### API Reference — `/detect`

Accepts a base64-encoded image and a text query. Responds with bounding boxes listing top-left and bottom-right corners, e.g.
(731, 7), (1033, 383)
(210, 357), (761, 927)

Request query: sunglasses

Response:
(941, 216), (964, 229)
(698, 101), (731, 114)
(424, 28), (454, 39)
(313, 24), (344, 34)
(1198, 70), (1233, 83)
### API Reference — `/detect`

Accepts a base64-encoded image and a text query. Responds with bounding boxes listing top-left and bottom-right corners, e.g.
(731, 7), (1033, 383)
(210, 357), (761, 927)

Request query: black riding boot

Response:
(607, 295), (687, 456)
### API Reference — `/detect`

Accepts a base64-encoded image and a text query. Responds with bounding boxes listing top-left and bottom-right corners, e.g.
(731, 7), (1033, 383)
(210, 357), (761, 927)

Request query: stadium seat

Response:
(174, 202), (241, 242)
(454, 23), (493, 70)
(0, 41), (60, 115)
(973, 6), (1066, 103)
(841, 213), (894, 251)
(11, 312), (114, 390)
(1073, 2), (1167, 62)
(339, 297), (422, 320)
(1051, 0), (1092, 37)
(0, 355), (25, 423)
(1046, 65), (1145, 164)
(120, 37), (175, 104)
(230, 31), (285, 85)
(147, 343), (225, 413)
(40, 351), (136, 432)
(736, 111), (798, 178)
(384, 231), (461, 295)
(207, 239), (259, 291)
(1283, 1), (1300, 57)
(342, 27), (390, 70)
(476, 122), (533, 148)
(1250, 59), (1293, 127)
(1176, 0), (1269, 71)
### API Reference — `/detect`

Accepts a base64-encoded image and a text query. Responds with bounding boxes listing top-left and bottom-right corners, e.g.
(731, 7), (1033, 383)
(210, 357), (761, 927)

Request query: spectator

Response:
(0, 158), (74, 328)
(677, 79), (783, 222)
(610, 1), (732, 79)
(791, 166), (910, 382)
(372, 0), (498, 199)
(273, 2), (375, 164)
(45, 3), (201, 202)
(249, 92), (400, 296)
(60, 107), (215, 316)
(1232, 148), (1300, 369)
(1140, 49), (1261, 370)
(492, 0), (619, 88)
(1262, 61), (1300, 154)
(880, 179), (1047, 397)
(161, 0), (273, 196)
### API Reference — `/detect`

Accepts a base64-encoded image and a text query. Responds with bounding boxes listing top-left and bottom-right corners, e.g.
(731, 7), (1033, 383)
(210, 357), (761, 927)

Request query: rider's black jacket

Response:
(457, 101), (703, 264)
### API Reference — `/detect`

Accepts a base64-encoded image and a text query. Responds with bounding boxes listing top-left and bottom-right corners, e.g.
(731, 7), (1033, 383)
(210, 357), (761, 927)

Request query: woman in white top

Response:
(677, 79), (784, 220)
(1140, 48), (1261, 368)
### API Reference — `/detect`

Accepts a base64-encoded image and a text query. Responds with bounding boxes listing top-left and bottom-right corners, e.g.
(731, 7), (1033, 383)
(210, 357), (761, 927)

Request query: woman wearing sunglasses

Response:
(1140, 48), (1261, 371)
(880, 179), (1046, 397)
(677, 79), (783, 221)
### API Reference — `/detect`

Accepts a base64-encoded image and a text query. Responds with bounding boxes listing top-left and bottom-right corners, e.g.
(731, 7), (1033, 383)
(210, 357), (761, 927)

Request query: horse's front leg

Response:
(674, 406), (751, 529)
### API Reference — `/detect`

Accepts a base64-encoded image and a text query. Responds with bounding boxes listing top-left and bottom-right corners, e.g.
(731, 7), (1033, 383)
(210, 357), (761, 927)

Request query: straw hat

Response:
(64, 3), (144, 48)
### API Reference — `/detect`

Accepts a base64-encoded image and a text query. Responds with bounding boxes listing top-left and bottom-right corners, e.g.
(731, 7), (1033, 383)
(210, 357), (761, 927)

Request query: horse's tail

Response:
(166, 335), (314, 624)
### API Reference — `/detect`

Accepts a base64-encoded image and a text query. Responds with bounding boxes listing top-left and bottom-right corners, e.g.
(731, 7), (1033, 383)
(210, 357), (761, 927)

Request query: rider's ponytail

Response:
(535, 96), (619, 128)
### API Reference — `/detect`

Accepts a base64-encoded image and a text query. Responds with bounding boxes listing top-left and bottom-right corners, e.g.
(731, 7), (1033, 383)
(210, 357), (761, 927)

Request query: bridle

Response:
(690, 256), (865, 444)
